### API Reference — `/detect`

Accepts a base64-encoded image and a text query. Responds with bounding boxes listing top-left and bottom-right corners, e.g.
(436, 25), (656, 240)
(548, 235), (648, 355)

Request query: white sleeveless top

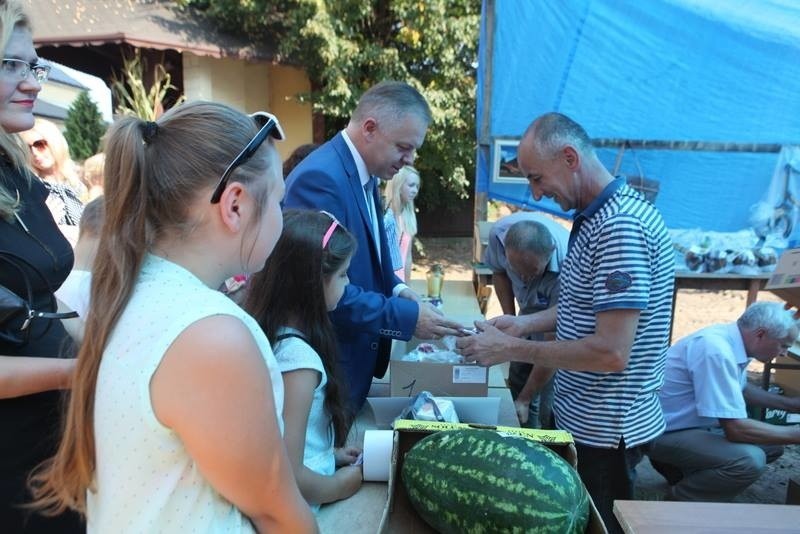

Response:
(87, 254), (284, 533)
(273, 328), (335, 512)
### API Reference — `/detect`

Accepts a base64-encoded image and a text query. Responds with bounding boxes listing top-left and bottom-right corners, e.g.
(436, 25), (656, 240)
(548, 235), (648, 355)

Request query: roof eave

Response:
(34, 34), (272, 62)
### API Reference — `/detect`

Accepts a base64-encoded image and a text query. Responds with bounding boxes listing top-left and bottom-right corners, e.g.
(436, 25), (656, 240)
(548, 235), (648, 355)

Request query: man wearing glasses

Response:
(284, 81), (463, 412)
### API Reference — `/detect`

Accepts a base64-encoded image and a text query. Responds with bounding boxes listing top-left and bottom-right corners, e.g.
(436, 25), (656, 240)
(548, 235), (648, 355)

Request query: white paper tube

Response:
(362, 429), (393, 482)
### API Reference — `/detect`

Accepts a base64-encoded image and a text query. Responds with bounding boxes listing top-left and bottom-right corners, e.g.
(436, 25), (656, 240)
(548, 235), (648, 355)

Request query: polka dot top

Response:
(87, 254), (284, 533)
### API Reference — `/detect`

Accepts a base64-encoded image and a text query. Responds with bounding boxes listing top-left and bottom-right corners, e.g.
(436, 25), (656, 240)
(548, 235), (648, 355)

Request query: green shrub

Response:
(64, 91), (106, 161)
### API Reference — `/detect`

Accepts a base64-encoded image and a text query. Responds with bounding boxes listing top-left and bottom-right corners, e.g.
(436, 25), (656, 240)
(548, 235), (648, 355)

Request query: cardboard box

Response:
(378, 420), (607, 534)
(765, 248), (800, 308)
(390, 359), (488, 397)
(390, 337), (489, 397)
(367, 396), (500, 429)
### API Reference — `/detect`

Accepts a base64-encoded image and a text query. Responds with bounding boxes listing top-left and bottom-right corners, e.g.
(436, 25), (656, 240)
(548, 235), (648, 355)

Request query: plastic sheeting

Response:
(477, 0), (800, 231)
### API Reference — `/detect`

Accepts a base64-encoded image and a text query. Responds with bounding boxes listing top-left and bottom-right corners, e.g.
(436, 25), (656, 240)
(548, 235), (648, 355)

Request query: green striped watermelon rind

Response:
(401, 428), (591, 534)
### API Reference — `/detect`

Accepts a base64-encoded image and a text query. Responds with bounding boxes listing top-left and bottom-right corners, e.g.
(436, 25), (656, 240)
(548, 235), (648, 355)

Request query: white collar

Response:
(341, 129), (371, 187)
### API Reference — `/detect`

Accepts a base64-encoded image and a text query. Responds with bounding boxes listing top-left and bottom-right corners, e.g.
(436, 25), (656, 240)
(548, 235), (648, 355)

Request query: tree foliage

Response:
(63, 91), (106, 161)
(182, 0), (480, 210)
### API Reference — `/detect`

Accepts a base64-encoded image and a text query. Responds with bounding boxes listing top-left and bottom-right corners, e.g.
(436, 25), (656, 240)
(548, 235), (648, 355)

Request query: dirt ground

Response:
(413, 236), (798, 504)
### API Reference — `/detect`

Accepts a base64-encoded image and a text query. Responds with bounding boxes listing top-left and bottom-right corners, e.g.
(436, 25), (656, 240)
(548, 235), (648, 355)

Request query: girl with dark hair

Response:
(246, 209), (363, 510)
(29, 102), (317, 533)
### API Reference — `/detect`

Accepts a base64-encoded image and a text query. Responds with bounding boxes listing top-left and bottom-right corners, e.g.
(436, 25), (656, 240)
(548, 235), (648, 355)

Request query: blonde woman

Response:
(383, 165), (420, 281)
(30, 102), (317, 533)
(20, 117), (85, 235)
(0, 1), (83, 531)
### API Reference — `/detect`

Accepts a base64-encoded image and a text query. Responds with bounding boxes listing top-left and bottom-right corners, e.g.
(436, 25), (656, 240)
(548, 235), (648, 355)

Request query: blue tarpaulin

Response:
(476, 0), (800, 231)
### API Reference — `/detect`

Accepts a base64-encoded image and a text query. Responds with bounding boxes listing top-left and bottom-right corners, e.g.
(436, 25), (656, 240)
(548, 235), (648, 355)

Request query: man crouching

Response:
(649, 301), (800, 501)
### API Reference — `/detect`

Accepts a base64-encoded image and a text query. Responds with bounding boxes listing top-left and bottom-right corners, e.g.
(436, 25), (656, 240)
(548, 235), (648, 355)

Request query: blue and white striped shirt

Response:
(554, 179), (675, 448)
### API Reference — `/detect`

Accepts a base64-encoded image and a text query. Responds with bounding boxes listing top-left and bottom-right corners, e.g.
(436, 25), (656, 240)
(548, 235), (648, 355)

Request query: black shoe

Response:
(649, 458), (684, 486)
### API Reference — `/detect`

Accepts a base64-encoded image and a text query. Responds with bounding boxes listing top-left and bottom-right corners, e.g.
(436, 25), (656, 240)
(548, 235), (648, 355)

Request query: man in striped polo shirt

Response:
(458, 112), (675, 533)
(484, 213), (569, 429)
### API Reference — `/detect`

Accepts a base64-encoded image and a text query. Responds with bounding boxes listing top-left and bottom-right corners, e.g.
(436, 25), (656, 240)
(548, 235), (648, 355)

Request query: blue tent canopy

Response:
(476, 0), (800, 231)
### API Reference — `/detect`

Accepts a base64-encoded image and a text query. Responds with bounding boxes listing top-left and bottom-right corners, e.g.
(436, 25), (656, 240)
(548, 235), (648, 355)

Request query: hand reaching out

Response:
(414, 302), (464, 340)
(487, 314), (528, 338)
(456, 320), (521, 366)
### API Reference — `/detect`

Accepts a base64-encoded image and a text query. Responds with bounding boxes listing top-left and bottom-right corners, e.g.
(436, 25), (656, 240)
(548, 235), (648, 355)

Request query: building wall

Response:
(267, 63), (313, 161)
(182, 53), (312, 161)
(39, 82), (83, 111)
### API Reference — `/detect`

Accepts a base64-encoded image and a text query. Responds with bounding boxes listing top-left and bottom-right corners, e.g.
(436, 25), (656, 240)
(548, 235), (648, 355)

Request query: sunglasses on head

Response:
(210, 111), (285, 204)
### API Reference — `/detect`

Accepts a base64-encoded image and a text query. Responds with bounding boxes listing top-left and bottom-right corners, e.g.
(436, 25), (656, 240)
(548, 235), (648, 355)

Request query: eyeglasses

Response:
(29, 139), (47, 151)
(210, 111), (285, 204)
(1, 58), (50, 84)
(320, 210), (342, 249)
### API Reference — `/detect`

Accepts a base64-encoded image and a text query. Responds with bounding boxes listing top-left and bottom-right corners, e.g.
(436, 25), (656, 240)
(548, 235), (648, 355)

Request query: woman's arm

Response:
(0, 356), (75, 399)
(282, 369), (362, 505)
(150, 316), (317, 534)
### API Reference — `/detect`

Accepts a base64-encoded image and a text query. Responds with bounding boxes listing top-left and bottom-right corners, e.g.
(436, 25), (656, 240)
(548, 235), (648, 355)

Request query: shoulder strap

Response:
(274, 332), (309, 343)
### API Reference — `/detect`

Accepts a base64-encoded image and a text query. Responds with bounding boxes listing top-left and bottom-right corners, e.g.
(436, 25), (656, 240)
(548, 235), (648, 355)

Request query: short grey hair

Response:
(527, 112), (594, 159)
(504, 220), (556, 260)
(737, 301), (799, 340)
(351, 81), (432, 127)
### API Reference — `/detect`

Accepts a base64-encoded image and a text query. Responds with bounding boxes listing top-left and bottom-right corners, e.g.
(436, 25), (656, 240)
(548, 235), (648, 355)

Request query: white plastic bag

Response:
(396, 391), (460, 424)
(402, 341), (464, 364)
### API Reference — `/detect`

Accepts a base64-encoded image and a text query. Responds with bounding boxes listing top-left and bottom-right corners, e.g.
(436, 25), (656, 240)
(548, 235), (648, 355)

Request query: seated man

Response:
(483, 212), (568, 428)
(649, 301), (800, 502)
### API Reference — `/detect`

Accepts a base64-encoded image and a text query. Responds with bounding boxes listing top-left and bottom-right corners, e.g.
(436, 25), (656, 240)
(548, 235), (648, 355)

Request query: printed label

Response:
(452, 365), (488, 384)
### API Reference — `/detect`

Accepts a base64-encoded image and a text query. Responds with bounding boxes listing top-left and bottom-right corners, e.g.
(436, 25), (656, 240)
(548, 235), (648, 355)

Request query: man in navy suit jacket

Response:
(284, 81), (463, 412)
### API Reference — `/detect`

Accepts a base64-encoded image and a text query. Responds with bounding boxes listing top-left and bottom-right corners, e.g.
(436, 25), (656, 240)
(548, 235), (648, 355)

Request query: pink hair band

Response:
(322, 220), (338, 249)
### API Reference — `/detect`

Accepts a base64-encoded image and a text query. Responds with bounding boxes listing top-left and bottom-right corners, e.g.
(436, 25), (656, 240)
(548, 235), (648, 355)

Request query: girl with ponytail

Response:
(31, 102), (317, 533)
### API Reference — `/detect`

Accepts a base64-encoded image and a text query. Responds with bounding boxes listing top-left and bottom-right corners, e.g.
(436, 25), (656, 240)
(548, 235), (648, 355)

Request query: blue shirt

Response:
(483, 212), (569, 314)
(659, 322), (749, 431)
(555, 179), (675, 448)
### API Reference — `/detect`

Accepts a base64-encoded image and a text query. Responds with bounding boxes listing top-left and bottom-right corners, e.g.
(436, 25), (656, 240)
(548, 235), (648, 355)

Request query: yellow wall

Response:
(267, 63), (313, 161)
(39, 82), (83, 110)
(182, 53), (313, 161)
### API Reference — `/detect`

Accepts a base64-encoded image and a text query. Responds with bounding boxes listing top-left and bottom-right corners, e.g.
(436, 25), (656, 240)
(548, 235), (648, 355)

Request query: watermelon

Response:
(401, 429), (590, 534)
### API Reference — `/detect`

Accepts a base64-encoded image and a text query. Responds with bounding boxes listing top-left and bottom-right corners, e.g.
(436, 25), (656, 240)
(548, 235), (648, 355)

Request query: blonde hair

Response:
(29, 101), (280, 515)
(81, 152), (105, 199)
(21, 117), (84, 197)
(384, 165), (420, 237)
(0, 0), (32, 220)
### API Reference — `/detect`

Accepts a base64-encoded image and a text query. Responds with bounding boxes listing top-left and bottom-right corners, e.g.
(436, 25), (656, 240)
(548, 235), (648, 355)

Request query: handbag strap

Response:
(0, 250), (35, 309)
(0, 250), (79, 323)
